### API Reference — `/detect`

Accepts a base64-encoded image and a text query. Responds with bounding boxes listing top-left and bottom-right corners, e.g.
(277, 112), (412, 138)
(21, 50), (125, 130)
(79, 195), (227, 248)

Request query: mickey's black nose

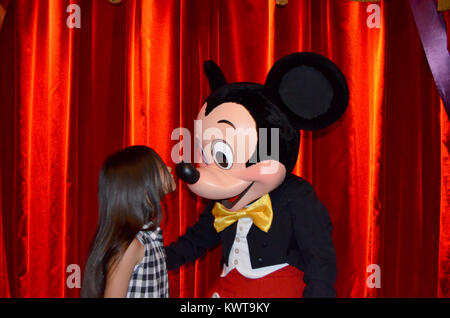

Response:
(175, 161), (200, 184)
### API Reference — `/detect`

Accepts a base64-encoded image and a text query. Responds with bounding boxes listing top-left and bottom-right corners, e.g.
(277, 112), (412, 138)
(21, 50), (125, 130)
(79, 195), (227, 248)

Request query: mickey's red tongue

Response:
(227, 194), (240, 203)
(222, 182), (255, 209)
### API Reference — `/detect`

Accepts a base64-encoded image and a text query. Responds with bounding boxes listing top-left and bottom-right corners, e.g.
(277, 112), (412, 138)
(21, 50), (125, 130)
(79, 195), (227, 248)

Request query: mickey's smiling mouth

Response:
(221, 182), (254, 210)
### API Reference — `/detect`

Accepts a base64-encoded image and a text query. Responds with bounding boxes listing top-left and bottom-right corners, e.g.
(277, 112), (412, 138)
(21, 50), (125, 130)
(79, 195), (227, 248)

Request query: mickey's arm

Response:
(290, 181), (337, 298)
(164, 202), (221, 270)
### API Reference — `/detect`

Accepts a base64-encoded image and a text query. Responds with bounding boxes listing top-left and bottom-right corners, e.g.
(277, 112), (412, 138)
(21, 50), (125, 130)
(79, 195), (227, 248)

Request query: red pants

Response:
(208, 265), (305, 298)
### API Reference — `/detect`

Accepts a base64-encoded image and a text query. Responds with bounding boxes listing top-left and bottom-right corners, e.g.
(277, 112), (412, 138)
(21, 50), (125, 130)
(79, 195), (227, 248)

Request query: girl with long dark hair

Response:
(81, 145), (175, 298)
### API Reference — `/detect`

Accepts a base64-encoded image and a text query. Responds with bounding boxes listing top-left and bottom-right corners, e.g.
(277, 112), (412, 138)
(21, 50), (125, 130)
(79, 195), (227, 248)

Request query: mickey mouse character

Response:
(166, 52), (349, 298)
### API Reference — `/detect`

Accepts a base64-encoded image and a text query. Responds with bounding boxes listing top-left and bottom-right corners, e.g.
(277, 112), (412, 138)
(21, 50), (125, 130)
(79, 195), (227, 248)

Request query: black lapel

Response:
(220, 222), (237, 264)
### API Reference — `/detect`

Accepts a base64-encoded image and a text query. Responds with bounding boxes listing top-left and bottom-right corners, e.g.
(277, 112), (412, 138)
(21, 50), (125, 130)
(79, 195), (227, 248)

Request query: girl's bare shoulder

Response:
(127, 237), (145, 265)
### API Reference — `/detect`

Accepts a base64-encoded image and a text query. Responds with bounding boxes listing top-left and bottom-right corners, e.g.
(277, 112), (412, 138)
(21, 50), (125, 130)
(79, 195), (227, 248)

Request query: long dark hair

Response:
(81, 145), (173, 298)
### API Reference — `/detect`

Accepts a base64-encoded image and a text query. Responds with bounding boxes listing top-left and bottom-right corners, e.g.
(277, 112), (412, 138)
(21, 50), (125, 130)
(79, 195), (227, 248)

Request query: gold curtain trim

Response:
(438, 0), (450, 12)
(275, 0), (288, 7)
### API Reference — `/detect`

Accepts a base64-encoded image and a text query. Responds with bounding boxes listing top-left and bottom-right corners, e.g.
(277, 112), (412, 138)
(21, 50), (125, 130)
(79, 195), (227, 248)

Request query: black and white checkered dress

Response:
(126, 227), (169, 298)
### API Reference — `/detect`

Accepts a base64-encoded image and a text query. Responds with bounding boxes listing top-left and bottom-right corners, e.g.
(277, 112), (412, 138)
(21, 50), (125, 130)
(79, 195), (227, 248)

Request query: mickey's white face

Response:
(187, 102), (286, 211)
(196, 102), (258, 168)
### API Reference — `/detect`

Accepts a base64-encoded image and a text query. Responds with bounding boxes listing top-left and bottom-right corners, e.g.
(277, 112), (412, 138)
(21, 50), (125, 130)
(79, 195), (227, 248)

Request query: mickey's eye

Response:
(211, 140), (234, 170)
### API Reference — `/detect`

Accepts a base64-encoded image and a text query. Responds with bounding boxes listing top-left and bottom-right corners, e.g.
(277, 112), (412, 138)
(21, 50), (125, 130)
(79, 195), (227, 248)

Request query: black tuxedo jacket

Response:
(165, 174), (337, 297)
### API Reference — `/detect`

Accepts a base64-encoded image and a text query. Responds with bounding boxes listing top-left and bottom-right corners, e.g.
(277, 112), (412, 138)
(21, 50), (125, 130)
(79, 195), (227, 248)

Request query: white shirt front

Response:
(221, 217), (288, 279)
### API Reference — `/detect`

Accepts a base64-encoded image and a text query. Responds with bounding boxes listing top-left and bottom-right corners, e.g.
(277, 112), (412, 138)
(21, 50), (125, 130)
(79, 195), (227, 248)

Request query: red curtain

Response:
(0, 0), (449, 298)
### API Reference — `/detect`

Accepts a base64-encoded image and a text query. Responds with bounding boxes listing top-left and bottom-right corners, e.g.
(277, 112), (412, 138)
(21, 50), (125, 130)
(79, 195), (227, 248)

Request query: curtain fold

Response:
(0, 0), (8, 32)
(0, 155), (10, 297)
(0, 0), (448, 298)
(439, 99), (450, 298)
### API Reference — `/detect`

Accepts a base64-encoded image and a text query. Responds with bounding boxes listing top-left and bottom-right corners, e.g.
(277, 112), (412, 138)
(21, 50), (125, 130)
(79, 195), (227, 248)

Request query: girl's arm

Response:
(104, 238), (144, 298)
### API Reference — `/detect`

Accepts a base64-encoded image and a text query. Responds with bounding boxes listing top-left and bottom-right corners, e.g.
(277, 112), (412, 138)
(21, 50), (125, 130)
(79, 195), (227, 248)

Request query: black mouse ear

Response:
(263, 52), (349, 131)
(204, 60), (227, 92)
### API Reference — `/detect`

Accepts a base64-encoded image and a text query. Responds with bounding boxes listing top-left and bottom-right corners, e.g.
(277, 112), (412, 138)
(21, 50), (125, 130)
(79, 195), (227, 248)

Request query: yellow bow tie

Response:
(212, 194), (273, 233)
